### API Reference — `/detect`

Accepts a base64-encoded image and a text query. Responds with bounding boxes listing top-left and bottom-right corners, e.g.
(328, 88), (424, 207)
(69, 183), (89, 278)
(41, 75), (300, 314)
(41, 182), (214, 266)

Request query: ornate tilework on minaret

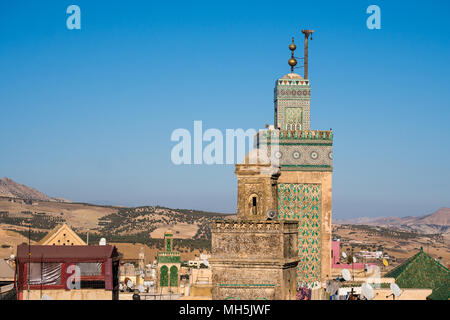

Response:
(274, 74), (311, 131)
(277, 183), (322, 285)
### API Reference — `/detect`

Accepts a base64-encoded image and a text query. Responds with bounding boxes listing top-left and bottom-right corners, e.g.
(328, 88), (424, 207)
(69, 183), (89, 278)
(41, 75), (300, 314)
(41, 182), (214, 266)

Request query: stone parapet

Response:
(210, 219), (299, 300)
(211, 219), (298, 233)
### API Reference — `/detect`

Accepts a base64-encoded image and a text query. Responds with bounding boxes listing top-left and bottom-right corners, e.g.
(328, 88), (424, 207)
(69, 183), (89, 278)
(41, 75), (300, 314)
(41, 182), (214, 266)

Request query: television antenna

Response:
(361, 283), (375, 300)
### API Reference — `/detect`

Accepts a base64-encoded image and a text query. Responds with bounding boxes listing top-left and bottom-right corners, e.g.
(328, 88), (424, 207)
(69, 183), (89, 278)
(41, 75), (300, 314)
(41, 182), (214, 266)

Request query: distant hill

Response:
(415, 207), (450, 226)
(0, 177), (69, 202)
(1, 177), (447, 254)
(335, 207), (450, 236)
(0, 177), (231, 251)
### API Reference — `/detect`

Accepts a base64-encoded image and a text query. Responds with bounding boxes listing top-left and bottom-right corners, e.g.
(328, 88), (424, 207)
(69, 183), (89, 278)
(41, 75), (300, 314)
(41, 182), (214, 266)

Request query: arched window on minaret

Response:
(251, 196), (258, 216)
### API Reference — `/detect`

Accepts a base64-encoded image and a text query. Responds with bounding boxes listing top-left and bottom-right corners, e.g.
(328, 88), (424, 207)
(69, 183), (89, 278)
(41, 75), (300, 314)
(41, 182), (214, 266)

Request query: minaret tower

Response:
(258, 29), (333, 289)
(210, 29), (332, 300)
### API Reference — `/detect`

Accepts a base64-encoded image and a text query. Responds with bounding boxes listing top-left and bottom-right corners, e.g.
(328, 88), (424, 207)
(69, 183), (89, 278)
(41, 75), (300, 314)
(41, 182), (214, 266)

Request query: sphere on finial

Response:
(288, 58), (297, 67)
(288, 37), (297, 71)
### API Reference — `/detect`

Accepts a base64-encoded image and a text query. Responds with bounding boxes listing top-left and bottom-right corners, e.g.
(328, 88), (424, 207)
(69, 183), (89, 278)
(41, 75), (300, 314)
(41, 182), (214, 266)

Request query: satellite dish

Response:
(99, 238), (106, 245)
(342, 269), (351, 281)
(361, 283), (375, 300)
(342, 252), (347, 259)
(382, 258), (389, 267)
(119, 283), (124, 291)
(9, 254), (15, 260)
(352, 256), (357, 263)
(390, 283), (402, 297)
(138, 285), (145, 293)
(41, 294), (53, 300)
(266, 209), (277, 220)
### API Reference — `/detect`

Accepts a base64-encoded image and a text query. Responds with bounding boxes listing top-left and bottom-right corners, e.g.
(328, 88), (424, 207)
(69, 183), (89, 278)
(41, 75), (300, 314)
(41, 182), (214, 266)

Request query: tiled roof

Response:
(427, 283), (449, 300)
(385, 247), (449, 290)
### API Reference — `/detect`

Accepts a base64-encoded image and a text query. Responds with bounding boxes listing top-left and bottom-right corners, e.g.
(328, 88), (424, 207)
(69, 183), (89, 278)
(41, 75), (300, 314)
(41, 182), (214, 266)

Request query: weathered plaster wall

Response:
(25, 289), (113, 300)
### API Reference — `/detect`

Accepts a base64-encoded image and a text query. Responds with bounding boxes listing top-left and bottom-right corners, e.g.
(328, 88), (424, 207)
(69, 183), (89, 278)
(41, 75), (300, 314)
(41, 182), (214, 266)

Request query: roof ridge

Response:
(37, 223), (65, 244)
(385, 250), (421, 278)
(421, 249), (449, 272)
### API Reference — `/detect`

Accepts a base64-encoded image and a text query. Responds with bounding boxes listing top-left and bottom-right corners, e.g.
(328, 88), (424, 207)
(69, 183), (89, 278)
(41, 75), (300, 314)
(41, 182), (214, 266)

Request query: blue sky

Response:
(1, 1), (449, 219)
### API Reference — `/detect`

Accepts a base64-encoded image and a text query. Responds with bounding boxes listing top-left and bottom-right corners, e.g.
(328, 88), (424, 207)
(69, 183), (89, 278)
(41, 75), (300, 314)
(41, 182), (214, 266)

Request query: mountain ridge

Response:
(1, 177), (448, 236)
(0, 177), (69, 203)
(335, 207), (449, 235)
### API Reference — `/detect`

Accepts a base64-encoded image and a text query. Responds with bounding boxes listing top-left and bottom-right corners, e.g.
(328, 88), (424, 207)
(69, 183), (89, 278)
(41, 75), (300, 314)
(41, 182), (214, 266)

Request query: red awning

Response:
(16, 245), (119, 263)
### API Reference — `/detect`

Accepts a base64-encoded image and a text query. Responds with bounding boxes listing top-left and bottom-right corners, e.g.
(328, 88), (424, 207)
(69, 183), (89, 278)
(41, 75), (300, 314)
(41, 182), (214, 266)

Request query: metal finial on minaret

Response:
(288, 37), (297, 73)
(301, 29), (314, 79)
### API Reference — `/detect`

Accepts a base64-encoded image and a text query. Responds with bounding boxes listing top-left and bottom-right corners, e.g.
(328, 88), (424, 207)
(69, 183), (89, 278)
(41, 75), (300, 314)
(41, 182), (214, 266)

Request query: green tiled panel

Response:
(158, 254), (181, 263)
(277, 183), (321, 287)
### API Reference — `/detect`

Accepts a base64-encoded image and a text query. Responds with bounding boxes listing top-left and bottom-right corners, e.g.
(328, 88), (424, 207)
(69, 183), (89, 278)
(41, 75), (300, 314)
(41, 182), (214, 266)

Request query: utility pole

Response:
(301, 29), (314, 79)
(27, 223), (30, 300)
(352, 246), (354, 282)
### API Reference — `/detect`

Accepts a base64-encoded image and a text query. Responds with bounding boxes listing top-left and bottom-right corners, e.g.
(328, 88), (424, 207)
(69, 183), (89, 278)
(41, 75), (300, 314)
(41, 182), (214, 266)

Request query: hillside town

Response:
(1, 219), (448, 300)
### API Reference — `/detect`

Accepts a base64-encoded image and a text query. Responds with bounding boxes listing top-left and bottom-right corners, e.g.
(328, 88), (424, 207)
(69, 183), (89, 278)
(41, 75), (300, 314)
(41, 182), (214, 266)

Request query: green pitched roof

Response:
(385, 248), (449, 289)
(427, 283), (449, 300)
